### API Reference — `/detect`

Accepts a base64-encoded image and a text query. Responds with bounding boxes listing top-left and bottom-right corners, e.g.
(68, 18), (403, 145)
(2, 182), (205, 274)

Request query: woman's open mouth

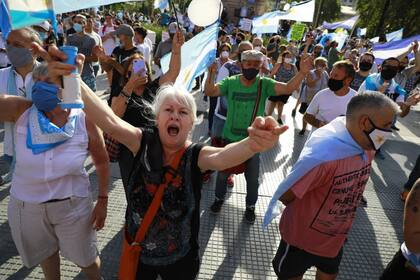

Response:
(167, 125), (180, 136)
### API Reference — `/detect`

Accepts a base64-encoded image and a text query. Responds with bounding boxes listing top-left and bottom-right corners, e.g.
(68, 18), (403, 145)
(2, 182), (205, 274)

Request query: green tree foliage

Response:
(314, 0), (341, 24)
(356, 0), (420, 38)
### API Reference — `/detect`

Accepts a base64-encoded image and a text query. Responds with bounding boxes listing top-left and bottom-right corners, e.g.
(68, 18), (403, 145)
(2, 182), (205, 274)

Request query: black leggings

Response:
(136, 250), (200, 280)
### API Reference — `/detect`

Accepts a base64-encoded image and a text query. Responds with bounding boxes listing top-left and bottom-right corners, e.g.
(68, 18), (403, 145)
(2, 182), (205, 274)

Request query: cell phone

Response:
(133, 59), (146, 76)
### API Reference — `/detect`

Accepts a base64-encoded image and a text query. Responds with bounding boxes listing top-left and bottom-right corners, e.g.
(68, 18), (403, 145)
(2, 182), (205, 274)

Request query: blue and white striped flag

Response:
(370, 28), (404, 43)
(4, 0), (55, 30)
(161, 23), (219, 92)
(154, 0), (169, 12)
(372, 34), (420, 64)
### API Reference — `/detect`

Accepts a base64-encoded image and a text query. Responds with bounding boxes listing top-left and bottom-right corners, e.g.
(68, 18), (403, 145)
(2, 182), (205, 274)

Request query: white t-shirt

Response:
(136, 43), (151, 65)
(306, 87), (357, 124)
(99, 25), (116, 56)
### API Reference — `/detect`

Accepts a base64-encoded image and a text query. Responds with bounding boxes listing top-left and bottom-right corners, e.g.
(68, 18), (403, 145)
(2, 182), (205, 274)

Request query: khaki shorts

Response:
(8, 195), (98, 268)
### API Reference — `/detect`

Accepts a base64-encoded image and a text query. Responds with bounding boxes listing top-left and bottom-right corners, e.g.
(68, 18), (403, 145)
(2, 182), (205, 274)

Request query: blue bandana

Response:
(27, 105), (77, 155)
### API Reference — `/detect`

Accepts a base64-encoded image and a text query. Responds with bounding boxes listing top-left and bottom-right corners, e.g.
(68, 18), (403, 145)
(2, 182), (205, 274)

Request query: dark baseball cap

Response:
(111, 24), (134, 37)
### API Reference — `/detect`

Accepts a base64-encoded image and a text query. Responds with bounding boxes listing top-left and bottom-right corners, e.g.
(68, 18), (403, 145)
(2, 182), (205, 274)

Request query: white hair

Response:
(152, 84), (197, 123)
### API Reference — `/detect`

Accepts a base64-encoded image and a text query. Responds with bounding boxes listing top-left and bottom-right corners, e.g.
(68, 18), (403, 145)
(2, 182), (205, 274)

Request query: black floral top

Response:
(126, 130), (204, 266)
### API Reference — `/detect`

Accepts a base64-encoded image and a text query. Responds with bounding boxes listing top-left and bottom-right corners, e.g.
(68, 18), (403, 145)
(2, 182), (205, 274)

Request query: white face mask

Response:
(364, 118), (392, 150)
(220, 51), (229, 58)
(254, 46), (261, 52)
(284, 58), (293, 64)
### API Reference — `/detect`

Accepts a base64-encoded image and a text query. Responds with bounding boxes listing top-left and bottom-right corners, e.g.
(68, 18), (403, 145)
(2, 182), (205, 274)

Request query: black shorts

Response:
(380, 249), (420, 280)
(272, 239), (343, 279)
(136, 249), (200, 280)
(268, 94), (291, 104)
(299, 102), (309, 114)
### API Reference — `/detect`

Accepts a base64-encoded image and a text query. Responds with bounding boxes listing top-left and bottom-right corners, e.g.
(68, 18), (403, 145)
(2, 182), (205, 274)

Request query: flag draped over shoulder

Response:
(263, 117), (366, 228)
(160, 23), (218, 92)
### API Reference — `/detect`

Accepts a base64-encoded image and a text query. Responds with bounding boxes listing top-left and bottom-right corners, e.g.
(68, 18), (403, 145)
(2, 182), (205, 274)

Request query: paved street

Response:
(0, 74), (419, 279)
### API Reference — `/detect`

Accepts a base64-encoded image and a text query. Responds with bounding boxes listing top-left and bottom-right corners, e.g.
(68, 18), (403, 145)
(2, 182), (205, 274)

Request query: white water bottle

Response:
(60, 46), (84, 109)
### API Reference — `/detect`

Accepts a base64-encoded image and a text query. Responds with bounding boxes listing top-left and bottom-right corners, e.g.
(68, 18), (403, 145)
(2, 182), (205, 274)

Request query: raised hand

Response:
(172, 29), (185, 54)
(247, 116), (288, 153)
(299, 54), (314, 75)
(31, 43), (85, 87)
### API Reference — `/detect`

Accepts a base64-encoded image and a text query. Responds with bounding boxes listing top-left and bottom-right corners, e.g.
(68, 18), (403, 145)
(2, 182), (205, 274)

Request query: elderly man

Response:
(0, 28), (41, 184)
(264, 92), (401, 280)
(205, 49), (312, 223)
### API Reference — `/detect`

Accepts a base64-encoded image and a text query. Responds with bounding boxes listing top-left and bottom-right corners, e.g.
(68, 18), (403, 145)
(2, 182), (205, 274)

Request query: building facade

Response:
(222, 0), (267, 22)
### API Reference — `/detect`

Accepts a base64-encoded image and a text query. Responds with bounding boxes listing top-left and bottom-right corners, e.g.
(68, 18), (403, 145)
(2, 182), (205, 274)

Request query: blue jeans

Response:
(215, 153), (260, 207)
(211, 115), (225, 139)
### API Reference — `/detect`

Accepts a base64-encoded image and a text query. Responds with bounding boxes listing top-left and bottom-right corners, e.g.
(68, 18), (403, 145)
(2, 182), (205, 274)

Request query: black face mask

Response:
(328, 78), (345, 92)
(236, 38), (241, 45)
(359, 61), (373, 71)
(313, 51), (321, 57)
(242, 68), (259, 80)
(381, 67), (398, 80)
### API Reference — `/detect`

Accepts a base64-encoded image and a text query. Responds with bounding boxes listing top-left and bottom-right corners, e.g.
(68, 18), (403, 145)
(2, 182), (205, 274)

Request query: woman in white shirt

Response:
(0, 64), (109, 280)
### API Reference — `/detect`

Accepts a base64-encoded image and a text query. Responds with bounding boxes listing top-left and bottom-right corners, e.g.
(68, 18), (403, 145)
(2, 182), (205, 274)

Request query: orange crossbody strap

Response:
(131, 146), (187, 245)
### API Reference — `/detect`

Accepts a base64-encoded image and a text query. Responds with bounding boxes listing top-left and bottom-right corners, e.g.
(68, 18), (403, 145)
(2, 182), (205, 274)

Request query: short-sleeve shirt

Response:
(218, 75), (276, 142)
(280, 152), (375, 258)
(67, 33), (97, 78)
(306, 88), (357, 124)
(154, 39), (172, 61)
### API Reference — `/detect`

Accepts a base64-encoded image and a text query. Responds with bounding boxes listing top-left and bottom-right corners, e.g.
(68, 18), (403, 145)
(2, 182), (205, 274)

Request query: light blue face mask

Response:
(73, 23), (83, 33)
(38, 31), (47, 42)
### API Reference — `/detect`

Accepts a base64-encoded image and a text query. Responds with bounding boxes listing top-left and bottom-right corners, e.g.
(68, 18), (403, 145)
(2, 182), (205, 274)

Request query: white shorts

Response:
(8, 195), (98, 268)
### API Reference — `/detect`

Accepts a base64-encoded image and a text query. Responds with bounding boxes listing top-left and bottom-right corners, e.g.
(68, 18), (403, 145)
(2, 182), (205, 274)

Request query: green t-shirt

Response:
(218, 75), (276, 142)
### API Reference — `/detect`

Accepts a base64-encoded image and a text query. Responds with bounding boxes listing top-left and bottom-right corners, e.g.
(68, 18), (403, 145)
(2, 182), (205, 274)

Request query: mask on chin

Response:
(364, 118), (392, 150)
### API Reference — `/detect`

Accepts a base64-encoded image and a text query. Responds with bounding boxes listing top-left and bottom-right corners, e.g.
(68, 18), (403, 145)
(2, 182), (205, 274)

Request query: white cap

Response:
(34, 21), (51, 32)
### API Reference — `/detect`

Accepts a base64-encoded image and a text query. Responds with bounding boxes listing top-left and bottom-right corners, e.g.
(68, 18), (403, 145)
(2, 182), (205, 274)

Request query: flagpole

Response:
(169, 0), (180, 30)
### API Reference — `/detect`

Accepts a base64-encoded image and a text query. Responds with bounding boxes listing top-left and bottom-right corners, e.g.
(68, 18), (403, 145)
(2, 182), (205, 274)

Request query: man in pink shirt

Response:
(270, 92), (400, 280)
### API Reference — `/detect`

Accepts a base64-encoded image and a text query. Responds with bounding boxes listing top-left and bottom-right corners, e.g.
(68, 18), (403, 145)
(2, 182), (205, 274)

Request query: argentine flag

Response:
(161, 23), (218, 92)
(154, 0), (169, 12)
(252, 11), (282, 35)
(5, 0), (55, 30)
